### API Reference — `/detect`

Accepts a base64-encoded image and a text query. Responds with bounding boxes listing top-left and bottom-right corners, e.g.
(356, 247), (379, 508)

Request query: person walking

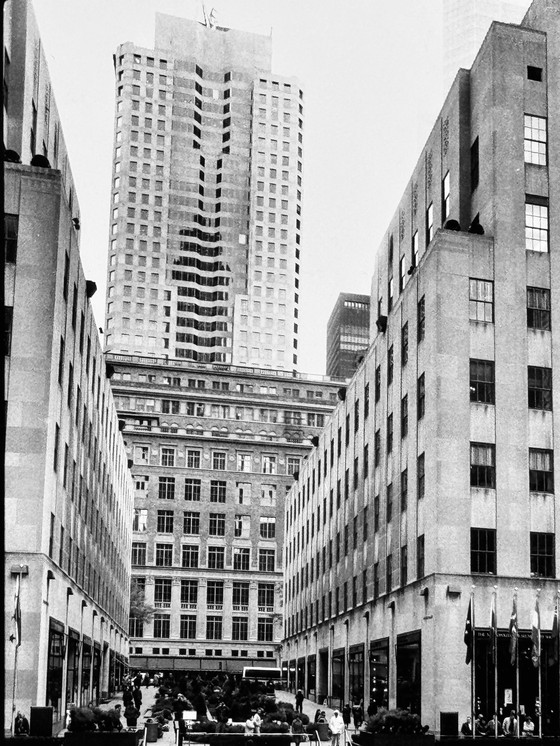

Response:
(352, 702), (364, 730)
(132, 685), (143, 709)
(124, 704), (140, 728)
(329, 710), (345, 746)
(295, 688), (304, 714)
(342, 704), (351, 730)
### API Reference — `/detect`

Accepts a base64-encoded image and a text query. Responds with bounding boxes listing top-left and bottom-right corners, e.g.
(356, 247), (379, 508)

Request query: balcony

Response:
(258, 606), (274, 613)
(232, 604), (249, 612)
(154, 601), (171, 609)
(207, 604), (223, 611)
(181, 602), (197, 610)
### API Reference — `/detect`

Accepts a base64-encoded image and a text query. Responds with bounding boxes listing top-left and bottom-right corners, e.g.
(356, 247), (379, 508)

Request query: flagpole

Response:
(538, 590), (542, 739)
(472, 586), (476, 740)
(10, 573), (21, 735)
(493, 586), (498, 740)
(514, 589), (520, 740)
(557, 592), (560, 741)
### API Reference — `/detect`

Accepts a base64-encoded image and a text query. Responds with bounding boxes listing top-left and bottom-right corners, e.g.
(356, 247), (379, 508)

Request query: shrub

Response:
(68, 706), (96, 732)
(362, 709), (427, 735)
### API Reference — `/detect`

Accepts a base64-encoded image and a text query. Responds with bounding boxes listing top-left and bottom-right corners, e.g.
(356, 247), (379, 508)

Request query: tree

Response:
(129, 580), (154, 623)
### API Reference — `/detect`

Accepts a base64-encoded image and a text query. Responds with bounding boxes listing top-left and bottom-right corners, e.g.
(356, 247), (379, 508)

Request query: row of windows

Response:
(471, 445), (554, 493)
(134, 445), (295, 474)
(137, 476), (282, 505)
(143, 578), (275, 607)
(129, 646), (275, 659)
(470, 361), (552, 409)
(134, 508), (276, 539)
(131, 614), (274, 642)
(131, 542), (276, 571)
(471, 529), (554, 577)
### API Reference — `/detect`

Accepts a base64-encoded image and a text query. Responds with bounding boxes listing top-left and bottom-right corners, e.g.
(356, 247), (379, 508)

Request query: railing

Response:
(207, 604), (223, 611)
(232, 605), (249, 612)
(258, 606), (274, 613)
(180, 602), (197, 610)
(154, 601), (171, 609)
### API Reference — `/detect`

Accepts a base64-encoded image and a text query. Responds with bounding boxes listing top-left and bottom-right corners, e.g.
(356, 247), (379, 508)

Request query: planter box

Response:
(352, 735), (435, 746)
(63, 730), (142, 746)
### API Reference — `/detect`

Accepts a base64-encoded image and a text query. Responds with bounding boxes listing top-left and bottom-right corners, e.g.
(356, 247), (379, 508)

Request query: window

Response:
(401, 545), (408, 586)
(257, 618), (273, 642)
(287, 456), (301, 475)
(527, 66), (543, 81)
(528, 366), (552, 410)
(232, 617), (248, 640)
(470, 360), (495, 404)
(4, 214), (18, 263)
(160, 447), (175, 466)
(417, 453), (425, 500)
(237, 452), (252, 472)
(426, 203), (434, 244)
(158, 476), (175, 500)
(374, 430), (381, 468)
(471, 137), (479, 192)
(212, 451), (226, 470)
(259, 548), (275, 572)
(207, 581), (224, 607)
(155, 543), (173, 566)
(386, 414), (393, 453)
(401, 323), (408, 366)
(181, 545), (199, 568)
(180, 615), (196, 639)
(262, 454), (277, 474)
(133, 509), (148, 532)
(154, 578), (172, 606)
(181, 579), (198, 605)
(186, 448), (202, 468)
(375, 366), (381, 402)
(399, 255), (406, 294)
(208, 546), (225, 569)
(524, 115), (547, 165)
(210, 480), (226, 503)
(525, 198), (549, 252)
(233, 581), (249, 607)
(529, 448), (554, 493)
(260, 517), (276, 538)
(206, 616), (223, 640)
(386, 553), (393, 592)
(131, 542), (146, 565)
(401, 469), (408, 512)
(417, 373), (425, 420)
(386, 483), (393, 523)
(387, 346), (393, 385)
(209, 513), (225, 536)
(471, 528), (496, 574)
(401, 395), (408, 439)
(470, 443), (495, 488)
(417, 296), (425, 342)
(153, 614), (170, 638)
(185, 478), (201, 501)
(442, 171), (450, 222)
(258, 583), (274, 608)
(530, 533), (555, 578)
(156, 510), (173, 533)
(233, 548), (250, 571)
(469, 279), (493, 322)
(183, 511), (200, 535)
(417, 535), (425, 578)
(527, 287), (551, 330)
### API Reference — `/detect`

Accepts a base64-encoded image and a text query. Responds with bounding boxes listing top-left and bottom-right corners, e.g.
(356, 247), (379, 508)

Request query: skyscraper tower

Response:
(105, 14), (304, 370)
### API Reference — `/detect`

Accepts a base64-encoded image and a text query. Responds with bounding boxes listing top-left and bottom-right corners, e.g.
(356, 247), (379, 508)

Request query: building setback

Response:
(4, 0), (134, 735)
(284, 0), (560, 736)
(105, 15), (304, 371)
(108, 355), (340, 672)
(326, 293), (370, 380)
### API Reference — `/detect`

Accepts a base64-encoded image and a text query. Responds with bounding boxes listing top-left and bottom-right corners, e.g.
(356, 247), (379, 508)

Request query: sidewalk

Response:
(105, 685), (176, 744)
(274, 690), (357, 731)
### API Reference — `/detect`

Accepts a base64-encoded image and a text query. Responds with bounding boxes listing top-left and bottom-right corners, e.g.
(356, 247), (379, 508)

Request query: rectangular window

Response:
(210, 480), (226, 503)
(471, 528), (496, 574)
(232, 617), (249, 641)
(470, 137), (479, 192)
(153, 614), (170, 638)
(470, 443), (496, 488)
(470, 359), (495, 404)
(207, 580), (224, 607)
(206, 616), (223, 640)
(399, 255), (406, 294)
(426, 203), (434, 244)
(156, 510), (173, 533)
(131, 542), (146, 565)
(4, 214), (18, 263)
(469, 278), (493, 322)
(529, 448), (554, 493)
(133, 509), (148, 532)
(259, 548), (275, 572)
(209, 513), (226, 536)
(233, 581), (249, 607)
(387, 414), (393, 453)
(524, 114), (547, 165)
(180, 615), (196, 639)
(417, 535), (425, 578)
(257, 617), (273, 642)
(374, 495), (380, 532)
(417, 373), (425, 420)
(525, 198), (549, 252)
(237, 452), (252, 472)
(212, 451), (226, 470)
(160, 447), (175, 466)
(186, 449), (201, 468)
(527, 287), (551, 330)
(208, 546), (225, 569)
(387, 345), (394, 385)
(182, 510), (199, 534)
(154, 578), (172, 605)
(401, 395), (408, 438)
(417, 453), (425, 500)
(375, 366), (381, 402)
(260, 516), (276, 539)
(528, 366), (552, 410)
(530, 532), (555, 578)
(181, 545), (199, 568)
(401, 545), (408, 586)
(180, 579), (198, 605)
(233, 547), (250, 571)
(386, 483), (393, 523)
(185, 478), (201, 501)
(158, 476), (175, 500)
(401, 323), (408, 366)
(401, 469), (408, 512)
(442, 171), (450, 222)
(417, 296), (425, 342)
(155, 543), (173, 566)
(386, 553), (393, 592)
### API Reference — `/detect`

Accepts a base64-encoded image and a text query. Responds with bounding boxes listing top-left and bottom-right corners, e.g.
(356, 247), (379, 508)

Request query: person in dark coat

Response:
(342, 704), (351, 728)
(352, 702), (364, 730)
(123, 686), (133, 707)
(295, 689), (304, 714)
(124, 704), (140, 727)
(133, 685), (142, 709)
(14, 712), (30, 735)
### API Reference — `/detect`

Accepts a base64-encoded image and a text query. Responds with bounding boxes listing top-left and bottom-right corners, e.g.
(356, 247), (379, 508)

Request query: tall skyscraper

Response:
(4, 0), (133, 734)
(326, 293), (370, 380)
(105, 15), (304, 371)
(285, 0), (559, 733)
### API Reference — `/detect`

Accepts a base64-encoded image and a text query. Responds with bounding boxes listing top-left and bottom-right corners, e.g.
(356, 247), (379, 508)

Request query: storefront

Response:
(396, 631), (421, 717)
(65, 629), (80, 707)
(46, 618), (64, 723)
(297, 657), (305, 692)
(331, 648), (345, 709)
(369, 638), (389, 712)
(306, 654), (317, 699)
(349, 644), (364, 704)
(92, 643), (102, 704)
(81, 636), (92, 705)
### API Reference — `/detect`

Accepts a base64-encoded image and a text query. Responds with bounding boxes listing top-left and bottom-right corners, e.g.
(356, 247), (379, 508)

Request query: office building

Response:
(326, 293), (370, 380)
(4, 0), (134, 735)
(108, 354), (339, 673)
(105, 15), (304, 371)
(284, 0), (560, 736)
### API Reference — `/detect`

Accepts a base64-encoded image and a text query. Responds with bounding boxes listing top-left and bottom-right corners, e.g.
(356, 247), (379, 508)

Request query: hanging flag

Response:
(490, 592), (497, 666)
(508, 594), (518, 666)
(10, 574), (21, 647)
(464, 598), (473, 664)
(531, 596), (540, 668)
(552, 600), (559, 664)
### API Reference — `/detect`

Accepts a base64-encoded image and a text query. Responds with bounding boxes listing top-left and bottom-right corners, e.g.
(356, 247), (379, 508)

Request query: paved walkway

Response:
(106, 685), (176, 744)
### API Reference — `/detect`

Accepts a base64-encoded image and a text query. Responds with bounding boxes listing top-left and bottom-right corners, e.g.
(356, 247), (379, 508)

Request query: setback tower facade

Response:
(105, 15), (304, 371)
(326, 293), (370, 380)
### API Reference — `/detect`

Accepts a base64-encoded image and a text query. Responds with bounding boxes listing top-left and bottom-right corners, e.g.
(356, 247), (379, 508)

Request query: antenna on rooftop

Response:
(201, 2), (217, 28)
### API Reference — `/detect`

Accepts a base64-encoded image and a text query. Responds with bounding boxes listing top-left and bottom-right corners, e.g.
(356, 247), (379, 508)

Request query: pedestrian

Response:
(295, 688), (304, 714)
(329, 710), (345, 746)
(134, 673), (142, 688)
(342, 704), (351, 729)
(314, 708), (322, 723)
(14, 711), (30, 736)
(352, 701), (363, 730)
(367, 699), (376, 718)
(253, 710), (263, 735)
(245, 715), (256, 736)
(123, 686), (133, 707)
(292, 715), (304, 745)
(133, 685), (143, 709)
(523, 715), (535, 736)
(460, 716), (472, 736)
(502, 709), (517, 736)
(124, 704), (140, 727)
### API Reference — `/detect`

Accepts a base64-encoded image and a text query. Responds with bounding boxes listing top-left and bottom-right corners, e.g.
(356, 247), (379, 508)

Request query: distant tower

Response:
(326, 293), (370, 379)
(443, 0), (529, 88)
(105, 14), (304, 370)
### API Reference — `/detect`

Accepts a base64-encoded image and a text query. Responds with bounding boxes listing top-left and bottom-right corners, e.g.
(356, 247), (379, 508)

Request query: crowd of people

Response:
(461, 709), (537, 737)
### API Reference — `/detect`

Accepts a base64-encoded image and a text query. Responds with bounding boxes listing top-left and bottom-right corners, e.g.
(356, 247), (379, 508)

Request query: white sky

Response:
(33, 0), (469, 375)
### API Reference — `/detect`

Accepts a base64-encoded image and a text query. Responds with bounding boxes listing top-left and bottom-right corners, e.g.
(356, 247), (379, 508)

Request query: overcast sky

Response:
(33, 0), (483, 375)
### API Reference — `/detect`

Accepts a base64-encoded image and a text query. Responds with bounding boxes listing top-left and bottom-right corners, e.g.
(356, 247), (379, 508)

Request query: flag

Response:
(531, 597), (540, 668)
(508, 594), (518, 666)
(490, 593), (497, 666)
(464, 598), (473, 664)
(552, 600), (559, 664)
(9, 574), (21, 647)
